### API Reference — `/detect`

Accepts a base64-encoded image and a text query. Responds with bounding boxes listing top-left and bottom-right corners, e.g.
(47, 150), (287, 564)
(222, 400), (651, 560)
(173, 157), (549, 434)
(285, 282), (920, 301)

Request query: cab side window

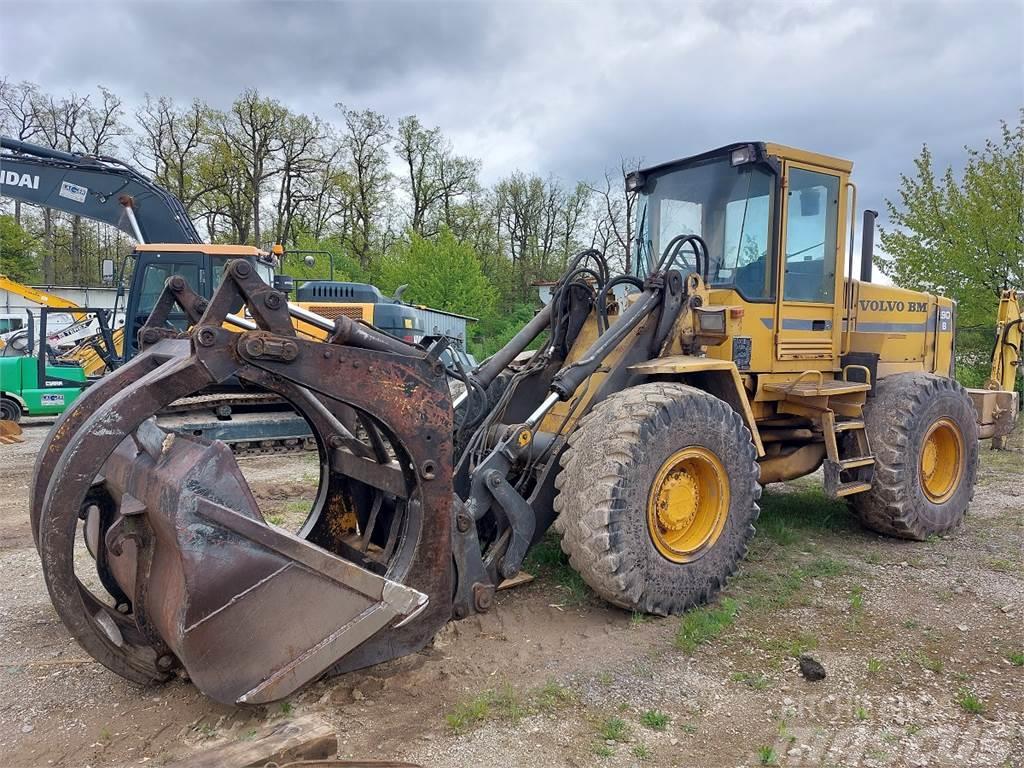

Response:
(783, 168), (840, 303)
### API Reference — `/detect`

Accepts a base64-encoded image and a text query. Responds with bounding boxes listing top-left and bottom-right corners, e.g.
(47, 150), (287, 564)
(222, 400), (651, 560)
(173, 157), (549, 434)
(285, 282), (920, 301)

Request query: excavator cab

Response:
(123, 244), (277, 355)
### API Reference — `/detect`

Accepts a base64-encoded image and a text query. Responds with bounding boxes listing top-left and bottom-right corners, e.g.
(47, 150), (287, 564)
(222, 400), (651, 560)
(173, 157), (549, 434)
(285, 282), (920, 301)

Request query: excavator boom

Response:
(0, 136), (200, 244)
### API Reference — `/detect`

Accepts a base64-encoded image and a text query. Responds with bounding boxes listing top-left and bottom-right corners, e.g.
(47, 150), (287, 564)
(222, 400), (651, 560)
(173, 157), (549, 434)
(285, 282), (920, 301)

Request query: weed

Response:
(916, 652), (944, 674)
(675, 598), (739, 653)
(522, 533), (590, 604)
(901, 619), (920, 630)
(1007, 651), (1024, 666)
(279, 701), (293, 715)
(867, 658), (883, 674)
(599, 716), (629, 742)
(98, 728), (112, 743)
(640, 710), (669, 731)
(630, 611), (651, 627)
(855, 706), (869, 721)
(863, 550), (883, 565)
(987, 558), (1017, 574)
(266, 513), (286, 526)
(597, 671), (614, 686)
(489, 684), (526, 723)
(533, 679), (573, 711)
(849, 586), (864, 613)
(731, 671), (771, 690)
(680, 722), (698, 735)
(758, 745), (778, 765)
(446, 693), (491, 733)
(284, 500), (312, 514)
(762, 632), (818, 659)
(593, 744), (614, 758)
(241, 728), (258, 740)
(197, 723), (217, 739)
(956, 689), (985, 715)
(905, 723), (922, 736)
(632, 744), (652, 760)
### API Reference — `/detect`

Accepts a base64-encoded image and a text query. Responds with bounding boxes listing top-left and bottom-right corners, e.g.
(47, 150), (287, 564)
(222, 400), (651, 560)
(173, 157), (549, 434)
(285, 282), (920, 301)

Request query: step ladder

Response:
(821, 411), (874, 498)
(763, 370), (875, 498)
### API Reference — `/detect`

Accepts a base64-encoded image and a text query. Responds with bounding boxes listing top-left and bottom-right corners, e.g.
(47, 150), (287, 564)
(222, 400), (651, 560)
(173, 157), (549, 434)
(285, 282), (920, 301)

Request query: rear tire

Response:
(554, 383), (760, 615)
(1, 397), (21, 423)
(853, 373), (978, 540)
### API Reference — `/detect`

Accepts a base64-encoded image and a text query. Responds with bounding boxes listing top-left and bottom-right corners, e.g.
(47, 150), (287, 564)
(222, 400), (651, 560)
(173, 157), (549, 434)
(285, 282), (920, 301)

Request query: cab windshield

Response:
(635, 155), (776, 300)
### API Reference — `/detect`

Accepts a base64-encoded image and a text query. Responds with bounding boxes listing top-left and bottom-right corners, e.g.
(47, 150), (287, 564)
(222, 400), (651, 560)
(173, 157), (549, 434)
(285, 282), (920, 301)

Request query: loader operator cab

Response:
(124, 244), (277, 356)
(632, 142), (851, 373)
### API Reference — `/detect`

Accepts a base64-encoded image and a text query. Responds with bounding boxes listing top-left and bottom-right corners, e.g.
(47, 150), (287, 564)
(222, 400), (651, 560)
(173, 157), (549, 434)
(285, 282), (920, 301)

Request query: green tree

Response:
(879, 111), (1024, 327)
(377, 228), (496, 322)
(0, 214), (39, 282)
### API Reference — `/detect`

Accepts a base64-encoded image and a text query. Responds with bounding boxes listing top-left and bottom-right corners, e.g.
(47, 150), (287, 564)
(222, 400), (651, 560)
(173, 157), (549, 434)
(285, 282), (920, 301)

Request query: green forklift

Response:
(0, 307), (116, 422)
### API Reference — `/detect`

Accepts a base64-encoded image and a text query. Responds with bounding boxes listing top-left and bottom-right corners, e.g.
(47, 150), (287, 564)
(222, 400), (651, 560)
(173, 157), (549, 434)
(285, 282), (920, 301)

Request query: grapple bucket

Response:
(32, 262), (454, 705)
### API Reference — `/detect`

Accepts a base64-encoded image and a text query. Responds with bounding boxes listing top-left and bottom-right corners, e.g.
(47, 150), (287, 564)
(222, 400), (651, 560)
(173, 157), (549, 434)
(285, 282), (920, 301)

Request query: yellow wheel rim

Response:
(919, 417), (964, 504)
(647, 446), (729, 563)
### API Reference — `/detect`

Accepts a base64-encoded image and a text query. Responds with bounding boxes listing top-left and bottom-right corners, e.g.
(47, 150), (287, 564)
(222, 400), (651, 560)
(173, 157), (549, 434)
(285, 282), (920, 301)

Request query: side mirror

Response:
(303, 255), (316, 267)
(101, 258), (115, 283)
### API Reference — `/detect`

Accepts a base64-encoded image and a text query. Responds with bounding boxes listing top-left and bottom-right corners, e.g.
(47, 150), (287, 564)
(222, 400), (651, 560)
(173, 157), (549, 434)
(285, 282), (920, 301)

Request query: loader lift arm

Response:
(0, 136), (200, 244)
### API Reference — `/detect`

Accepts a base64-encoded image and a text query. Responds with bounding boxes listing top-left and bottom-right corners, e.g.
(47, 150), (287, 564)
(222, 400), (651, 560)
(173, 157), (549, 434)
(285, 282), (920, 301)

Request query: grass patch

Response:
(755, 488), (857, 546)
(762, 632), (818, 659)
(639, 710), (669, 731)
(731, 671), (771, 690)
(632, 744), (652, 760)
(1007, 651), (1024, 666)
(593, 743), (614, 758)
(867, 658), (884, 674)
(279, 701), (293, 715)
(266, 513), (286, 526)
(284, 500), (312, 514)
(675, 598), (739, 653)
(956, 689), (985, 715)
(916, 652), (944, 674)
(445, 679), (574, 733)
(742, 557), (848, 611)
(758, 745), (778, 765)
(522, 532), (590, 604)
(849, 586), (864, 613)
(855, 706), (869, 721)
(599, 716), (629, 742)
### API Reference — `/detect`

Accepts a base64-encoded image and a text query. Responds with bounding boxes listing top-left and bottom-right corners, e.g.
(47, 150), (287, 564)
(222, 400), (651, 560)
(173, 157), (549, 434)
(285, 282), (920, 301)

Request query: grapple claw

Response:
(33, 263), (454, 703)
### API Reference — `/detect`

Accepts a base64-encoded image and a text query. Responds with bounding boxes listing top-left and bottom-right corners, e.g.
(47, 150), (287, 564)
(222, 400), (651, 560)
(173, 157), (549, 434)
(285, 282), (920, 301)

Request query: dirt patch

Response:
(0, 420), (1020, 767)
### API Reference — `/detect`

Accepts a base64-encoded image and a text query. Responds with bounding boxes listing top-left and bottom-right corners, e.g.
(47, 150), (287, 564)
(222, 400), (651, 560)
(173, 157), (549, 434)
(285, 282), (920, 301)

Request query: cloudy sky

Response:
(2, 0), (1022, 244)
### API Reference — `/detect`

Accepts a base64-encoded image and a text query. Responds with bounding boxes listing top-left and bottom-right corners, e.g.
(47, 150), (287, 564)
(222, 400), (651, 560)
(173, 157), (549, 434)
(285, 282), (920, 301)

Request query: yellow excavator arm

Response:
(0, 274), (87, 321)
(988, 290), (1023, 393)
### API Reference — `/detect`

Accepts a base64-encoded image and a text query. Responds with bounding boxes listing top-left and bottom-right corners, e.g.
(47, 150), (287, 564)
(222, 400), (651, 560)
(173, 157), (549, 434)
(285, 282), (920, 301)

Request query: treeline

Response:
(0, 81), (640, 353)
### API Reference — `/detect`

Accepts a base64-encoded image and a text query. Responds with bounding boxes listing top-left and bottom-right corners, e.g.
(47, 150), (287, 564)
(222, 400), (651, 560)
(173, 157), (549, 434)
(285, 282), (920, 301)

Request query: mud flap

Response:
(101, 429), (427, 706)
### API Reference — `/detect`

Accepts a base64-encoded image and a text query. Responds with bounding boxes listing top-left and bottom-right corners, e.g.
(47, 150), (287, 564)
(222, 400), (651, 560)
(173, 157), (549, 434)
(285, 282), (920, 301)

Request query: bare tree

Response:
(0, 79), (43, 226)
(337, 104), (392, 270)
(589, 157), (641, 274)
(272, 112), (328, 245)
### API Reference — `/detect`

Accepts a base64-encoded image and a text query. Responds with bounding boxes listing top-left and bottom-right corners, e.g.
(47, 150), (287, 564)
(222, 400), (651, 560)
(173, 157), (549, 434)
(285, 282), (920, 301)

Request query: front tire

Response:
(1, 397), (21, 423)
(554, 383), (760, 615)
(852, 373), (979, 540)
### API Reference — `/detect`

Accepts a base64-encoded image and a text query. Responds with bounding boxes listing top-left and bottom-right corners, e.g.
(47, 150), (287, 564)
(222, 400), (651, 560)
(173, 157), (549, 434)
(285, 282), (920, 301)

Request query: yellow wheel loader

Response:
(31, 142), (1021, 705)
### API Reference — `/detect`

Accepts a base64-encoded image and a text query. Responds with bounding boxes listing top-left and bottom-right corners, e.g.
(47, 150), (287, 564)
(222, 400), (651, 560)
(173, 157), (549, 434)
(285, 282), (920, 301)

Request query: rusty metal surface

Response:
(32, 261), (455, 703)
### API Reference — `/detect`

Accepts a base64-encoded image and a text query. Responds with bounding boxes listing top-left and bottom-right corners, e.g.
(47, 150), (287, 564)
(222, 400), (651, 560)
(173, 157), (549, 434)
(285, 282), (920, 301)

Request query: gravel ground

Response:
(0, 418), (1021, 767)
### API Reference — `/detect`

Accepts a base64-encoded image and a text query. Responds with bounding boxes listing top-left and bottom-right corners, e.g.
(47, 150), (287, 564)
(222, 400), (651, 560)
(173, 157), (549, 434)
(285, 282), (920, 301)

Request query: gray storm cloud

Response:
(1, 0), (1021, 226)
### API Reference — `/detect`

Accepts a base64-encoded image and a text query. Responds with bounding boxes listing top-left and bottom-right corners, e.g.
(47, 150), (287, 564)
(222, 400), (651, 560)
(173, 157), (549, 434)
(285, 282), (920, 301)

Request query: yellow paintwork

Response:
(628, 355), (765, 456)
(919, 417), (964, 503)
(0, 274), (88, 321)
(988, 290), (1023, 392)
(646, 446), (729, 563)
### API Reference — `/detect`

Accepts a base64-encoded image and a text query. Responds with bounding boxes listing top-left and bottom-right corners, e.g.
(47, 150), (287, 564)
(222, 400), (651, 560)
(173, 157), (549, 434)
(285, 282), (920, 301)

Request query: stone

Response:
(799, 655), (827, 682)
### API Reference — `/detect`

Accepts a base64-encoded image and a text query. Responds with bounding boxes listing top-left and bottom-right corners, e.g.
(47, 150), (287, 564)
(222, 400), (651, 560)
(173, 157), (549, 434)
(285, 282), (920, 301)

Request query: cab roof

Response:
(134, 244), (271, 257)
(638, 142), (853, 177)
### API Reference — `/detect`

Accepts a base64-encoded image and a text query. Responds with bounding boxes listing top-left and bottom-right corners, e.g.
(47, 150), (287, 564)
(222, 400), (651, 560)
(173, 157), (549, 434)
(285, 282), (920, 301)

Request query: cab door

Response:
(773, 161), (847, 371)
(124, 251), (206, 358)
